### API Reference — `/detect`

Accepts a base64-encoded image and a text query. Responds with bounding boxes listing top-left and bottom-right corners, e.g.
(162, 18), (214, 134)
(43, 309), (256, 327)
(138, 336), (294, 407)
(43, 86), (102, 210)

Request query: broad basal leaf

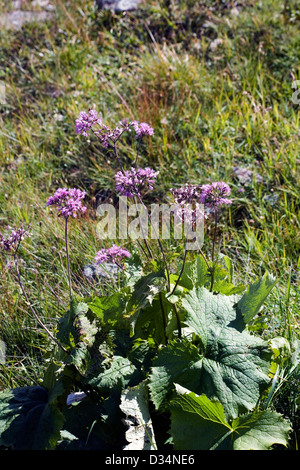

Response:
(200, 327), (272, 419)
(0, 382), (67, 450)
(181, 286), (241, 347)
(177, 255), (209, 290)
(132, 296), (171, 345)
(169, 389), (232, 450)
(231, 408), (291, 450)
(182, 287), (272, 418)
(169, 388), (291, 450)
(126, 271), (167, 314)
(148, 339), (203, 409)
(150, 287), (272, 418)
(125, 270), (168, 342)
(177, 255), (245, 295)
(87, 289), (129, 329)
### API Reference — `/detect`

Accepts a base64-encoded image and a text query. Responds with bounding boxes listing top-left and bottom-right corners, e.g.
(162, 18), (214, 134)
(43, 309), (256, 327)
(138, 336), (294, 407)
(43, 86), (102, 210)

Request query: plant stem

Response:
(133, 195), (153, 260)
(198, 247), (210, 268)
(134, 138), (141, 167)
(65, 217), (72, 303)
(159, 292), (168, 345)
(169, 242), (188, 297)
(14, 253), (68, 354)
(111, 141), (171, 290)
(172, 303), (182, 339)
(210, 208), (218, 292)
(211, 208), (218, 264)
(136, 192), (171, 290)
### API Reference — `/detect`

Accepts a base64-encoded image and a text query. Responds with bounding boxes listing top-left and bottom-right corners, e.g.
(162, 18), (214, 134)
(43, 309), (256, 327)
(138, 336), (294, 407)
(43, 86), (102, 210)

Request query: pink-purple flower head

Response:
(75, 109), (102, 137)
(95, 244), (131, 268)
(47, 188), (87, 219)
(131, 121), (154, 139)
(115, 167), (159, 198)
(200, 182), (232, 208)
(0, 224), (31, 254)
(75, 109), (154, 144)
(171, 184), (204, 226)
(171, 184), (202, 206)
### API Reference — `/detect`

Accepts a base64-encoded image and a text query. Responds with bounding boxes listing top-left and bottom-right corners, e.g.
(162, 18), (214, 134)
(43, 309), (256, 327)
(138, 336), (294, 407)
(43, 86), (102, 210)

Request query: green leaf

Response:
(177, 255), (245, 295)
(169, 388), (291, 450)
(200, 328), (272, 419)
(57, 301), (93, 349)
(169, 389), (232, 450)
(182, 287), (272, 418)
(87, 290), (130, 329)
(148, 339), (203, 409)
(124, 271), (168, 343)
(210, 256), (246, 295)
(86, 355), (137, 394)
(232, 409), (291, 450)
(0, 382), (67, 450)
(181, 286), (241, 347)
(132, 296), (171, 345)
(236, 271), (277, 324)
(150, 288), (272, 418)
(127, 271), (167, 315)
(177, 255), (209, 290)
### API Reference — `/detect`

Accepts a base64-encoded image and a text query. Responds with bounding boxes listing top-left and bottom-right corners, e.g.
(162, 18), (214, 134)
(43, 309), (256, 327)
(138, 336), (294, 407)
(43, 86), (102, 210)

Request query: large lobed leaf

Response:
(0, 382), (67, 450)
(149, 286), (273, 419)
(169, 387), (291, 450)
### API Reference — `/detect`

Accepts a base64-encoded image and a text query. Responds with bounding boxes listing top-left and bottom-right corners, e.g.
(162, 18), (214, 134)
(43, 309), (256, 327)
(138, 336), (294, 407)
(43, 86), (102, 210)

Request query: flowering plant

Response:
(0, 111), (293, 451)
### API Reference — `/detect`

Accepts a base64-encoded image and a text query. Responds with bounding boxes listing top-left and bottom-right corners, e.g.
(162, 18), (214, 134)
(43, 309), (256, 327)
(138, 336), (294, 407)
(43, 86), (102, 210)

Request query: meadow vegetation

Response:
(0, 0), (299, 450)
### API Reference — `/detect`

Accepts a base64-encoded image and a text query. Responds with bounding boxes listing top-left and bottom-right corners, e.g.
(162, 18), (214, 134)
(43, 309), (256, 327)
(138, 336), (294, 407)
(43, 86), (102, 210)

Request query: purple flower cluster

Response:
(171, 184), (202, 205)
(171, 184), (204, 226)
(172, 182), (232, 209)
(132, 121), (154, 138)
(47, 188), (87, 219)
(75, 109), (102, 137)
(115, 167), (159, 198)
(75, 109), (154, 145)
(0, 224), (31, 254)
(95, 244), (131, 267)
(200, 182), (232, 208)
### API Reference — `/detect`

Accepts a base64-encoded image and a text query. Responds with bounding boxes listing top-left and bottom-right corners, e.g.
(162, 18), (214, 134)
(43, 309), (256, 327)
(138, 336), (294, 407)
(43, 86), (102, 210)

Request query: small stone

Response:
(96, 0), (142, 13)
(83, 262), (119, 280)
(0, 10), (52, 31)
(233, 166), (264, 186)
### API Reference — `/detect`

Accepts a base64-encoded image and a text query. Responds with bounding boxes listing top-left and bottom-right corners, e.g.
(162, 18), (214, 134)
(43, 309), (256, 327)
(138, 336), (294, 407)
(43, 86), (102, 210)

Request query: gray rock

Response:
(83, 262), (119, 280)
(233, 166), (263, 185)
(96, 0), (142, 13)
(0, 10), (52, 31)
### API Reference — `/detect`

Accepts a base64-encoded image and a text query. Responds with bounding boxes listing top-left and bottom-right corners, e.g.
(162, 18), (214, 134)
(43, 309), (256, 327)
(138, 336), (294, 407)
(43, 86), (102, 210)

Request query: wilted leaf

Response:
(120, 382), (156, 450)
